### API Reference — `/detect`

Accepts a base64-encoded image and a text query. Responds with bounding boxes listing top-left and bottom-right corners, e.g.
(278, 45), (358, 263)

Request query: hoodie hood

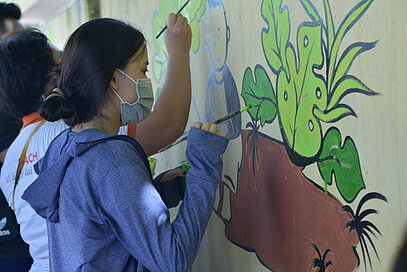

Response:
(22, 129), (112, 223)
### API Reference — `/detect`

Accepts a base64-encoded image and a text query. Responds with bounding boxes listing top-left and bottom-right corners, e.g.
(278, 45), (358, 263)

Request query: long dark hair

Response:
(39, 18), (145, 126)
(0, 30), (54, 117)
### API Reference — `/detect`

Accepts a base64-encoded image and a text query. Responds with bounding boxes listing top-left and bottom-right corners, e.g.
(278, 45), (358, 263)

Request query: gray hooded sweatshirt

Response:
(22, 127), (228, 272)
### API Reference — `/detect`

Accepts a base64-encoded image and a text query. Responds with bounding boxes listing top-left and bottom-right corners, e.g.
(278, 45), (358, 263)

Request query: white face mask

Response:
(113, 69), (154, 125)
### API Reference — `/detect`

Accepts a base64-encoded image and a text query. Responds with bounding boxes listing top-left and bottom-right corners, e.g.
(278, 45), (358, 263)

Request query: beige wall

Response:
(37, 0), (407, 271)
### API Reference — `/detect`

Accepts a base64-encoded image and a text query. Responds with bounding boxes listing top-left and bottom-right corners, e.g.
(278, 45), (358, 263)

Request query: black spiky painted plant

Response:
(310, 243), (333, 272)
(342, 192), (388, 271)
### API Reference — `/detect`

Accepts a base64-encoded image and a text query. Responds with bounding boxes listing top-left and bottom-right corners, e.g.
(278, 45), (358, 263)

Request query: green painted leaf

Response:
(241, 65), (277, 126)
(277, 22), (327, 159)
(301, 0), (321, 22)
(152, 0), (176, 81)
(322, 0), (335, 53)
(258, 100), (278, 126)
(189, 0), (207, 53)
(328, 0), (374, 92)
(314, 105), (356, 123)
(318, 127), (366, 203)
(261, 0), (290, 75)
(328, 75), (378, 110)
(317, 127), (366, 203)
(152, 0), (206, 81)
(332, 41), (376, 89)
(190, 20), (201, 53)
(152, 49), (168, 83)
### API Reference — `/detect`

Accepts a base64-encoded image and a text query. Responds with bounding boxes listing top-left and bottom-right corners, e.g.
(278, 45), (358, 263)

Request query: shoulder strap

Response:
(12, 120), (46, 210)
(78, 134), (152, 179)
(108, 135), (152, 179)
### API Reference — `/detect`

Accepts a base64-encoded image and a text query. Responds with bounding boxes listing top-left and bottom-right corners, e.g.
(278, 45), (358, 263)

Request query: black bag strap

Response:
(77, 135), (152, 179)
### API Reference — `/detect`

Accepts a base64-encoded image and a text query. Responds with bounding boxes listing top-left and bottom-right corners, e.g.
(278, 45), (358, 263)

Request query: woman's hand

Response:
(160, 168), (186, 182)
(165, 13), (192, 56)
(194, 122), (219, 135)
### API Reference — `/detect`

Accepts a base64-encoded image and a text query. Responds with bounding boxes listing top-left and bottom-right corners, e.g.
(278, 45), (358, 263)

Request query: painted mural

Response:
(213, 0), (388, 271)
(204, 0), (241, 141)
(152, 0), (206, 82)
(204, 0), (242, 199)
(152, 0), (206, 115)
(152, 0), (388, 271)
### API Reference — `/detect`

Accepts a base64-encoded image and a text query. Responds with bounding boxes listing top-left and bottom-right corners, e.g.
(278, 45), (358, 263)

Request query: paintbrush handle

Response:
(155, 0), (191, 39)
(213, 106), (251, 124)
(158, 105), (252, 153)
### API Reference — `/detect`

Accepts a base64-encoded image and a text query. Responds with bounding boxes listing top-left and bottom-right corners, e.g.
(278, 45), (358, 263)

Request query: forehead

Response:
(128, 44), (148, 65)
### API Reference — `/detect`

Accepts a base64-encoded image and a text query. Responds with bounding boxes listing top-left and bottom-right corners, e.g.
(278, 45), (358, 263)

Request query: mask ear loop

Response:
(116, 68), (141, 103)
(112, 87), (125, 103)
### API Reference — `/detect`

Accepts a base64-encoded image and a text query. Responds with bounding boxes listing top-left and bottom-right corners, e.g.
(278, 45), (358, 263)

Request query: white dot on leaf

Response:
(308, 120), (314, 131)
(304, 35), (309, 47)
(316, 87), (321, 99)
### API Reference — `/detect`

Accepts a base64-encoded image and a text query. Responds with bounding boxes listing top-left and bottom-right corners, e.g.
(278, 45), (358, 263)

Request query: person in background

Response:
(0, 30), (60, 272)
(0, 2), (23, 40)
(0, 113), (32, 271)
(0, 4), (33, 270)
(0, 2), (62, 62)
(22, 17), (228, 272)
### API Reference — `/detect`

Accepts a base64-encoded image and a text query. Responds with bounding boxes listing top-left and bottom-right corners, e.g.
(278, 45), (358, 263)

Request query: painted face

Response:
(207, 5), (230, 70)
(115, 44), (149, 103)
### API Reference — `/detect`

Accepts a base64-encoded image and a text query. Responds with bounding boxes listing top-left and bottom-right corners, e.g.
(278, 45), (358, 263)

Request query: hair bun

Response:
(45, 88), (66, 101)
(39, 88), (75, 122)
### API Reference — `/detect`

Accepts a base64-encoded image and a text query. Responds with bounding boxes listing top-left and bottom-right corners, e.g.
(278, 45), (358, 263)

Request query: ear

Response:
(110, 70), (120, 91)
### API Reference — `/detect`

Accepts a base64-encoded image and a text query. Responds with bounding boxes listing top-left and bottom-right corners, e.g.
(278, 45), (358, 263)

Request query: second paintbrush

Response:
(158, 105), (254, 153)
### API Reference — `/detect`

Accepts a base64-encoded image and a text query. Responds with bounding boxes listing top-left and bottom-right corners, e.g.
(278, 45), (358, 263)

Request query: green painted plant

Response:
(241, 0), (377, 203)
(152, 0), (206, 82)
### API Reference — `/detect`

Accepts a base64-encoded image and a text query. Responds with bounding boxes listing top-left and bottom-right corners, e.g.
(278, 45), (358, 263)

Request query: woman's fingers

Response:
(209, 124), (218, 134)
(160, 168), (185, 182)
(194, 122), (203, 129)
(200, 122), (211, 132)
(167, 13), (177, 26)
(193, 122), (219, 135)
(165, 13), (192, 55)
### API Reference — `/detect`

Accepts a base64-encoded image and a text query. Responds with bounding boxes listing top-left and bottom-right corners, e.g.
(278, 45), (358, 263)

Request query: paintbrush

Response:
(155, 0), (191, 39)
(158, 105), (254, 153)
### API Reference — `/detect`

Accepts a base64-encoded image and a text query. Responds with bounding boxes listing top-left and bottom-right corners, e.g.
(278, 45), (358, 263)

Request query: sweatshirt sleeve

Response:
(97, 127), (228, 272)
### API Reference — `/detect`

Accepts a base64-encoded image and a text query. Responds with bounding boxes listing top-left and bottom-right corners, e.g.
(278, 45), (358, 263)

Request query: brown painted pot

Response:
(224, 130), (359, 271)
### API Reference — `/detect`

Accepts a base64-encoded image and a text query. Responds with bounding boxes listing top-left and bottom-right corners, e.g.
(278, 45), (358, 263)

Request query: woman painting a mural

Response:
(21, 18), (229, 271)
